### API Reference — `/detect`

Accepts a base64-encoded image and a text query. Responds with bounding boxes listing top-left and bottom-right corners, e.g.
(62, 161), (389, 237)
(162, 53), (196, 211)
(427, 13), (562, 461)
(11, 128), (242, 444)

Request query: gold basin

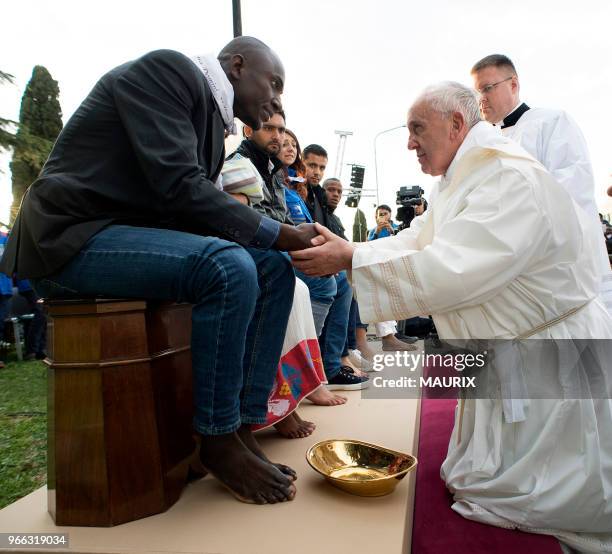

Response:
(306, 439), (417, 497)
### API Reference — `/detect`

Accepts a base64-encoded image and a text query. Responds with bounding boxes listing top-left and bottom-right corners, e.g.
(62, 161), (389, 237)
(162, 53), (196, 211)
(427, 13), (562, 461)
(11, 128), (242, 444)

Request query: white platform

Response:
(0, 388), (421, 554)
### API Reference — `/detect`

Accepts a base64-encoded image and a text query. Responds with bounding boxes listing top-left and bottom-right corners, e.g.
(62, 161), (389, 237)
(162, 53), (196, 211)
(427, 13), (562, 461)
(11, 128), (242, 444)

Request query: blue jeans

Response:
(343, 298), (358, 356)
(32, 225), (295, 435)
(319, 271), (352, 379)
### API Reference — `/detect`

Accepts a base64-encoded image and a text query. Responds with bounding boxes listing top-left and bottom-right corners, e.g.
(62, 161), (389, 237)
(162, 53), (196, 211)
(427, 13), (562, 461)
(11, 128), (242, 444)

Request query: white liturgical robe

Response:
(351, 122), (612, 552)
(502, 105), (612, 315)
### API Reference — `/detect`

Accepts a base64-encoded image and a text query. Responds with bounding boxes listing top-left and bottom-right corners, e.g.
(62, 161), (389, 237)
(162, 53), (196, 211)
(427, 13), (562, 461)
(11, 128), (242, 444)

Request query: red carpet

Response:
(411, 398), (563, 554)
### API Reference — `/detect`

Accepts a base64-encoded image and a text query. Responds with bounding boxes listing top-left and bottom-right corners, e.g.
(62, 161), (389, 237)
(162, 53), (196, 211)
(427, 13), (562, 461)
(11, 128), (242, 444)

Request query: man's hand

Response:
(376, 218), (393, 234)
(229, 192), (249, 205)
(289, 223), (355, 276)
(275, 223), (319, 251)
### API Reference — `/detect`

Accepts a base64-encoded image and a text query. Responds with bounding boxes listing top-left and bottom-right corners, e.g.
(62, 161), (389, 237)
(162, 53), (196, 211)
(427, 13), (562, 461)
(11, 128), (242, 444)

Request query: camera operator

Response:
(394, 187), (435, 340)
(396, 186), (427, 230)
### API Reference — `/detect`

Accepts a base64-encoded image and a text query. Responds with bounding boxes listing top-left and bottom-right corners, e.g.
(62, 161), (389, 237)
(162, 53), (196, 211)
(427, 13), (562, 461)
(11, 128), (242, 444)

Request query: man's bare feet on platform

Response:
(236, 424), (297, 480)
(199, 431), (296, 504)
(307, 385), (347, 406)
(274, 412), (315, 439)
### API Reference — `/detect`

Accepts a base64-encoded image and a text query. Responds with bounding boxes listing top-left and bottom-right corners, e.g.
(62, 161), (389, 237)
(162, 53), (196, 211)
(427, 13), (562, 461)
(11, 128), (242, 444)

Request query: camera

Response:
(396, 186), (424, 229)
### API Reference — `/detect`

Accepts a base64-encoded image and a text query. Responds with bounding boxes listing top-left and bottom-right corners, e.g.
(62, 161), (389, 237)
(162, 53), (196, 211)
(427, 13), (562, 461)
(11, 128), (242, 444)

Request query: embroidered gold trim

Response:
(401, 256), (429, 315)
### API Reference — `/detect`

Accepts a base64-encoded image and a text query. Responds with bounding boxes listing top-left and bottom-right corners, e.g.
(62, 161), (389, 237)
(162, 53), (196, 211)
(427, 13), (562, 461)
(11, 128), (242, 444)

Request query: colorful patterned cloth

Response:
(253, 278), (325, 430)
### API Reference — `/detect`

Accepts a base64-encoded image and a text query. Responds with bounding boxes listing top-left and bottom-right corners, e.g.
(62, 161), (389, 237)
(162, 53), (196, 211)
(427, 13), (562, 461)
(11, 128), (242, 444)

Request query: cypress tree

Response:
(9, 66), (62, 223)
(0, 71), (16, 152)
(353, 208), (368, 242)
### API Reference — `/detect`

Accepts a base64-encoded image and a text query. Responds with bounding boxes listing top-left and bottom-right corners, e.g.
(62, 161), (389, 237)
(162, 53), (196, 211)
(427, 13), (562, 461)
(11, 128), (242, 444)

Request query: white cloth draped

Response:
(350, 122), (612, 552)
(190, 54), (236, 135)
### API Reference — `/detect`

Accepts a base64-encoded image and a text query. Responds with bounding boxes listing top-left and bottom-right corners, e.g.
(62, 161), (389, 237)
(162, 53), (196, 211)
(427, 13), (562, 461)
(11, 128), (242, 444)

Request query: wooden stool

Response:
(45, 299), (195, 526)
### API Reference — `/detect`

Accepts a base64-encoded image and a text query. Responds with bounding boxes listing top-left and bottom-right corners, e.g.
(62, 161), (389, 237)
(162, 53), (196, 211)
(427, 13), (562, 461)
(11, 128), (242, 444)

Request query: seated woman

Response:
(278, 128), (311, 224)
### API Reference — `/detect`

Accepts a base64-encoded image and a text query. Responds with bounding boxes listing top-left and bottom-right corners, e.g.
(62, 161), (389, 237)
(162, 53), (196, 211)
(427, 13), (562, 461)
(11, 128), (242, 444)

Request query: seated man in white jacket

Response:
(290, 81), (612, 553)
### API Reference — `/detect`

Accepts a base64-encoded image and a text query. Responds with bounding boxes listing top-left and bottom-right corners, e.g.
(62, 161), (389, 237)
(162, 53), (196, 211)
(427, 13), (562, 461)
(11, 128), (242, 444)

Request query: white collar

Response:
(191, 54), (237, 135)
(441, 121), (502, 188)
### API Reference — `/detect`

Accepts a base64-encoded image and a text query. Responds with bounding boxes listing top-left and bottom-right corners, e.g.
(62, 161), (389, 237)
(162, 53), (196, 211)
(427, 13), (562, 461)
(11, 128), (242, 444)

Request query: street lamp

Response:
(374, 124), (406, 206)
(333, 130), (353, 178)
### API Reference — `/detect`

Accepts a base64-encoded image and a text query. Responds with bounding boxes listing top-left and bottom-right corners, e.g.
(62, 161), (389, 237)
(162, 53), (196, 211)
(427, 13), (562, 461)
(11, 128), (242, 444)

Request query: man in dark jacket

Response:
(303, 144), (332, 229)
(227, 111), (292, 225)
(0, 37), (317, 504)
(321, 178), (347, 240)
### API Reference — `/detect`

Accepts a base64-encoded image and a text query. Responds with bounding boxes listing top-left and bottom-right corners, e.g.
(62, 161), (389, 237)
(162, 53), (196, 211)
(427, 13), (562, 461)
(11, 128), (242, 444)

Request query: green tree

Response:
(9, 66), (62, 223)
(353, 208), (368, 242)
(0, 71), (16, 152)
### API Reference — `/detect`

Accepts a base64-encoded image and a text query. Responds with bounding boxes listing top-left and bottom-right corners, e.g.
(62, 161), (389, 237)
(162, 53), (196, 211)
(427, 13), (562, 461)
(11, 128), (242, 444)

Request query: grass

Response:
(0, 356), (47, 509)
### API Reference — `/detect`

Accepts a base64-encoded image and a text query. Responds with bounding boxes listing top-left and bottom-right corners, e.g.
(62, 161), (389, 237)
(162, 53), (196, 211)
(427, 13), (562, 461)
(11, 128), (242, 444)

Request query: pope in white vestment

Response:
(291, 82), (612, 553)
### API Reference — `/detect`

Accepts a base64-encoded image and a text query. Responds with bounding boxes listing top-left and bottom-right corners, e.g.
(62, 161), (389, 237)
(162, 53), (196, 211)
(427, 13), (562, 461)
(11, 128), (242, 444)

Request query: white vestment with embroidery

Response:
(351, 122), (612, 552)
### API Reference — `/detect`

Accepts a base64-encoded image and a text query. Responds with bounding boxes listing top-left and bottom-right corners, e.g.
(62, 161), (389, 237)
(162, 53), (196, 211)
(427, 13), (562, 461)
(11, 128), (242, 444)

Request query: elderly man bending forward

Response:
(291, 82), (612, 552)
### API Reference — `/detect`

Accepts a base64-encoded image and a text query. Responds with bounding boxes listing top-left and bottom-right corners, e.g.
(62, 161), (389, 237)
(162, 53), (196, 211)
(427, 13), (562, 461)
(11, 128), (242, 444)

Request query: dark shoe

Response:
(327, 366), (370, 391)
(35, 352), (47, 360)
(395, 333), (418, 344)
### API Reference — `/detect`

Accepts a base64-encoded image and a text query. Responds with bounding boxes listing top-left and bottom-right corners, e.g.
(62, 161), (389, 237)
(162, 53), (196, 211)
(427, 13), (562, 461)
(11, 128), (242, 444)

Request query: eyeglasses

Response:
(476, 76), (513, 96)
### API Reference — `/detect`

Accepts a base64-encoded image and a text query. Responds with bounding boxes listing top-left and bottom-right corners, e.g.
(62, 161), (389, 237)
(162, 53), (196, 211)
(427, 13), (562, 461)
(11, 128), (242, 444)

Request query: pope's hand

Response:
(290, 223), (355, 276)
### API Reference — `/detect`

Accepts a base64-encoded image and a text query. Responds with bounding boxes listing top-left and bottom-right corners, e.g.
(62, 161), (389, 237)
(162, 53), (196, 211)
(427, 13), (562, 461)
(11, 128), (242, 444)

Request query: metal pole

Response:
(334, 130), (353, 179)
(232, 0), (242, 37)
(374, 124), (406, 207)
(334, 135), (344, 178)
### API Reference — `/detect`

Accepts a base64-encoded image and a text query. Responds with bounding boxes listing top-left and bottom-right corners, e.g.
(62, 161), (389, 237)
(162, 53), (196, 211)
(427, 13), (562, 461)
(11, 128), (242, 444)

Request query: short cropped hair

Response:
(414, 81), (481, 130)
(322, 178), (341, 188)
(376, 204), (392, 214)
(471, 54), (517, 75)
(303, 144), (328, 159)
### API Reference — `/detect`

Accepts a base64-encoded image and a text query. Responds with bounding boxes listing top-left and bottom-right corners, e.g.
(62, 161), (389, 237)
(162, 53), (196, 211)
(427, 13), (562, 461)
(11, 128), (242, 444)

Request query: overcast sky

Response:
(1, 0), (611, 229)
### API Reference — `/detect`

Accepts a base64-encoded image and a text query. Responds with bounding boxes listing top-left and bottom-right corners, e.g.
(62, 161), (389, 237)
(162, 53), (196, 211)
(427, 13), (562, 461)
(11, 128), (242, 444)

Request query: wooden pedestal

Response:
(45, 299), (194, 527)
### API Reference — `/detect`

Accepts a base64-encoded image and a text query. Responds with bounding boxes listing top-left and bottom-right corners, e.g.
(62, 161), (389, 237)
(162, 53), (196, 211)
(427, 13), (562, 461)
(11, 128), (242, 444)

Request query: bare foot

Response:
(293, 412), (316, 432)
(382, 335), (418, 351)
(199, 432), (296, 504)
(236, 424), (296, 480)
(342, 363), (368, 378)
(356, 343), (376, 360)
(307, 386), (347, 406)
(274, 412), (315, 439)
(352, 367), (369, 378)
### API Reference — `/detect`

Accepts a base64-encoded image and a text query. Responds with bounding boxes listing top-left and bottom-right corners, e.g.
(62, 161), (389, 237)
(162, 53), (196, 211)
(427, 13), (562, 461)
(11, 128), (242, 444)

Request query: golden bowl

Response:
(306, 439), (417, 497)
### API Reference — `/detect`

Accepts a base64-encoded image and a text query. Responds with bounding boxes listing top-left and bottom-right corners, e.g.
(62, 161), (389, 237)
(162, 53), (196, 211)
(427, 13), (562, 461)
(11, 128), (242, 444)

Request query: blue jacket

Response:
(367, 221), (399, 241)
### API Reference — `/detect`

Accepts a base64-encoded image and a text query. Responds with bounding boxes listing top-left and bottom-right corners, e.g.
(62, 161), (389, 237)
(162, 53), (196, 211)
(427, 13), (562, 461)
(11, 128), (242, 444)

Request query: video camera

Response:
(396, 186), (424, 229)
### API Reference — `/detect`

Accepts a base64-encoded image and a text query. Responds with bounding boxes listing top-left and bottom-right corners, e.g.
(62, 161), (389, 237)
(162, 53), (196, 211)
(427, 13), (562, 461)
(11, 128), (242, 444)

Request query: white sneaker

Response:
(348, 349), (374, 372)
